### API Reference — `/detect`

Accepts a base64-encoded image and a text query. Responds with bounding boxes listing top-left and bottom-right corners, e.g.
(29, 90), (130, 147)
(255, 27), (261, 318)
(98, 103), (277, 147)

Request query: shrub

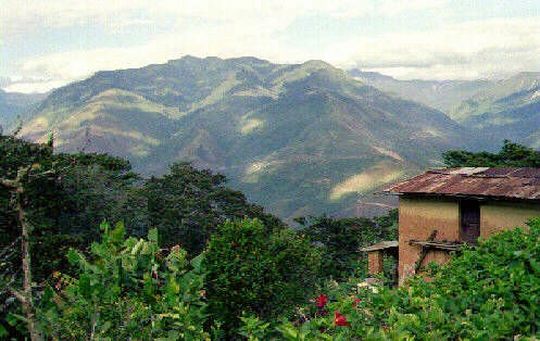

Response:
(37, 222), (209, 340)
(203, 218), (322, 332)
(266, 217), (540, 340)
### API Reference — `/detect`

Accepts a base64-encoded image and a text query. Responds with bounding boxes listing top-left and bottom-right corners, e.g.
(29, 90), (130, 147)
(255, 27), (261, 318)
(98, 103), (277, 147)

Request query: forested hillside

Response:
(18, 56), (481, 219)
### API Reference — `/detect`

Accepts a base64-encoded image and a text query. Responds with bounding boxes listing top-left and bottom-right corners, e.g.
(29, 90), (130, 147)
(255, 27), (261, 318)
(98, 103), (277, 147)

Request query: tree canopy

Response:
(443, 140), (540, 167)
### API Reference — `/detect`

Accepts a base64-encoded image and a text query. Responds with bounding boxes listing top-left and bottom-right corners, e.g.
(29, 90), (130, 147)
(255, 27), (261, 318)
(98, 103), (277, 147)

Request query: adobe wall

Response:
(480, 201), (540, 238)
(398, 196), (460, 284)
(367, 251), (384, 276)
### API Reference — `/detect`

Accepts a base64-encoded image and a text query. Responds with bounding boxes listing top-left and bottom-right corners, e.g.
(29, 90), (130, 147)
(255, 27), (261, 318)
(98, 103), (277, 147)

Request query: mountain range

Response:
(0, 89), (45, 132)
(352, 70), (540, 148)
(7, 56), (540, 219)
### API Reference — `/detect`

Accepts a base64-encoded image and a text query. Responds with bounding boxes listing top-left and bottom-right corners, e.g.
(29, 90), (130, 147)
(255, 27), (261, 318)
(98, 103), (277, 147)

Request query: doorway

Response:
(460, 200), (480, 244)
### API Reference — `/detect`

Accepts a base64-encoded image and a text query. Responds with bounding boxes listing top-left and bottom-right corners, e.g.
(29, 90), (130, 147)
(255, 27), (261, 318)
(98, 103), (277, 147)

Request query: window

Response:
(460, 200), (480, 244)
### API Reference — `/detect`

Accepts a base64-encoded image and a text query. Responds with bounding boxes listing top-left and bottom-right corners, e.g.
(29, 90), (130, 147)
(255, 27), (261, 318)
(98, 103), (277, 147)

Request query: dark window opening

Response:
(460, 200), (480, 244)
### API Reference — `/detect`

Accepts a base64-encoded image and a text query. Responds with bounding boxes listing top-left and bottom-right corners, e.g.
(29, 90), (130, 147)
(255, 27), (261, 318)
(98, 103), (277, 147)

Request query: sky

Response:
(1, 0), (540, 93)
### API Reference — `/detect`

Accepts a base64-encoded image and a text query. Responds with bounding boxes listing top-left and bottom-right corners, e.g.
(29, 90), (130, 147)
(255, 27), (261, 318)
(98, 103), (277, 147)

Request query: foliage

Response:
(143, 162), (283, 255)
(37, 222), (210, 340)
(260, 218), (540, 340)
(443, 139), (540, 167)
(298, 210), (397, 280)
(203, 218), (322, 333)
(0, 135), (281, 338)
(0, 136), (280, 280)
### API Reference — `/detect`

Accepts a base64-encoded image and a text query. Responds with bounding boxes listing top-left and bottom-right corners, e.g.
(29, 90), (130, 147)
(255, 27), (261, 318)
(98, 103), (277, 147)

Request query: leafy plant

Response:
(270, 218), (540, 340)
(37, 222), (210, 340)
(203, 218), (321, 334)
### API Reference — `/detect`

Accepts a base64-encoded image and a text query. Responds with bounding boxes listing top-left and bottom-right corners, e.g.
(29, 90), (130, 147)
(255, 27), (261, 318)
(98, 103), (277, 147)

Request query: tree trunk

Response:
(17, 186), (41, 341)
(1, 166), (42, 340)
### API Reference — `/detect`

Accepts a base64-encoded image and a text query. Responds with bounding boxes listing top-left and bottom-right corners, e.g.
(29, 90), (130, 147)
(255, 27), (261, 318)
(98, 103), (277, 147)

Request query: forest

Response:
(1, 134), (540, 340)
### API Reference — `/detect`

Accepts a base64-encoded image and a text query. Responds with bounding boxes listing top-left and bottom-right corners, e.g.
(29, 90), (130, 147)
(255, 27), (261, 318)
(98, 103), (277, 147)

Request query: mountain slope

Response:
(451, 72), (540, 148)
(348, 69), (493, 113)
(0, 90), (45, 131)
(21, 56), (479, 219)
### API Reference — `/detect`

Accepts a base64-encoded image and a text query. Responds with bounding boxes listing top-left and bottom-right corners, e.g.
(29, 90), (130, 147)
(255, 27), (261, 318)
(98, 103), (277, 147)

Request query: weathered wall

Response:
(397, 196), (540, 284)
(367, 251), (384, 276)
(481, 201), (540, 237)
(398, 196), (459, 284)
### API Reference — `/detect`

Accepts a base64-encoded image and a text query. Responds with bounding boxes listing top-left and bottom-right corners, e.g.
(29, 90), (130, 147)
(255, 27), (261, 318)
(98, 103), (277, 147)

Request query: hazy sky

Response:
(2, 0), (540, 93)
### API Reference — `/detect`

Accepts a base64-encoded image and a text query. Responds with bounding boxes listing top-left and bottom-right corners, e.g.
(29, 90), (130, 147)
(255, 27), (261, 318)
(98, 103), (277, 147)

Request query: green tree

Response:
(203, 218), (321, 333)
(443, 140), (540, 167)
(299, 210), (397, 280)
(143, 162), (283, 255)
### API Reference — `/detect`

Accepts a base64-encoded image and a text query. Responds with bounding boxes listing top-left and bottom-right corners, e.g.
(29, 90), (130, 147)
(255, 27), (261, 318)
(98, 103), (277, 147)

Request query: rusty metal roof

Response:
(385, 167), (540, 200)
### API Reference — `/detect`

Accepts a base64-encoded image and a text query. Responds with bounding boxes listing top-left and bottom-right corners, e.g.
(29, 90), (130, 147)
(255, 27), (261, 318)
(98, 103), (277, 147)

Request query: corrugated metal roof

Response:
(385, 167), (540, 200)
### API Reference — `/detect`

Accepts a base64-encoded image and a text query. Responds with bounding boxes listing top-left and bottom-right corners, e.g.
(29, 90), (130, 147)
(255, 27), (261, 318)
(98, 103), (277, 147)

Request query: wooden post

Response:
(412, 229), (438, 275)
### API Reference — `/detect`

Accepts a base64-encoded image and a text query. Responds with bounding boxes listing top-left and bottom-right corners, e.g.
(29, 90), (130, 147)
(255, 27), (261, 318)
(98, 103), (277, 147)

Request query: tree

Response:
(443, 140), (540, 167)
(0, 165), (50, 341)
(203, 219), (321, 333)
(143, 162), (283, 255)
(299, 210), (398, 280)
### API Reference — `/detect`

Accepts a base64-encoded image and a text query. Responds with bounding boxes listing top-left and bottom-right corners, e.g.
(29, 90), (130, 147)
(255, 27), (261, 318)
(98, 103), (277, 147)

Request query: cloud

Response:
(2, 1), (540, 92)
(333, 18), (540, 80)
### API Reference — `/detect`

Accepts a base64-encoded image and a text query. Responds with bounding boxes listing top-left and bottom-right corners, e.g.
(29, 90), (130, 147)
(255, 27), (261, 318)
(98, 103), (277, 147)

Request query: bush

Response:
(203, 218), (322, 332)
(264, 218), (540, 340)
(37, 222), (209, 340)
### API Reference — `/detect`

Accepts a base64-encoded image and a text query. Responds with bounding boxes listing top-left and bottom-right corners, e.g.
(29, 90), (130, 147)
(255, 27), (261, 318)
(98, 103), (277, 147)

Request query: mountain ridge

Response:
(19, 56), (483, 219)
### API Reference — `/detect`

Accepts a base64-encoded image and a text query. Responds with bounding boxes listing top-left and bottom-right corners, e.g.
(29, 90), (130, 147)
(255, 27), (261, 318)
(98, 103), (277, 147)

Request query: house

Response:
(368, 167), (540, 285)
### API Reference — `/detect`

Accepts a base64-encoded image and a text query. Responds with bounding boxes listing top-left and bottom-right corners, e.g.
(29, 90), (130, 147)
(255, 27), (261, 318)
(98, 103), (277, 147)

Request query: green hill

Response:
(20, 56), (480, 219)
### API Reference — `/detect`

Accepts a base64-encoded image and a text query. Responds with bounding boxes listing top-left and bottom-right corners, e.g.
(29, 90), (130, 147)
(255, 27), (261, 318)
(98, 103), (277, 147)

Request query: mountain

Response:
(20, 56), (480, 219)
(451, 72), (540, 148)
(349, 69), (493, 112)
(0, 89), (45, 131)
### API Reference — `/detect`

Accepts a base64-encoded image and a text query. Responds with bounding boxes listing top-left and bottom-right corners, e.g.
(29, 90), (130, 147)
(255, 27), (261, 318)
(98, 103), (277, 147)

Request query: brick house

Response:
(364, 167), (540, 285)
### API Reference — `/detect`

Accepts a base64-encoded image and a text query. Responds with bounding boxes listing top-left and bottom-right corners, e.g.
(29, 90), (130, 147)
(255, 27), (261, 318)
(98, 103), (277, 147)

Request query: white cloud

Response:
(332, 18), (540, 80)
(2, 1), (540, 92)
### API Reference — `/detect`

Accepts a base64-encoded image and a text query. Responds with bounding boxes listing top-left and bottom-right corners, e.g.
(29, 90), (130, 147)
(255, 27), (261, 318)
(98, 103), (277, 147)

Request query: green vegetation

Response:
(38, 223), (209, 340)
(241, 218), (540, 340)
(2, 133), (540, 340)
(443, 140), (540, 167)
(204, 219), (321, 333)
(298, 211), (397, 281)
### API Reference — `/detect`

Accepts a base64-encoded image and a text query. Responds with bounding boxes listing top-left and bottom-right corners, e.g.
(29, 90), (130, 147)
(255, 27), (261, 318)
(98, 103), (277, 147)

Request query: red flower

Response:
(334, 311), (350, 327)
(315, 294), (328, 308)
(353, 297), (362, 307)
